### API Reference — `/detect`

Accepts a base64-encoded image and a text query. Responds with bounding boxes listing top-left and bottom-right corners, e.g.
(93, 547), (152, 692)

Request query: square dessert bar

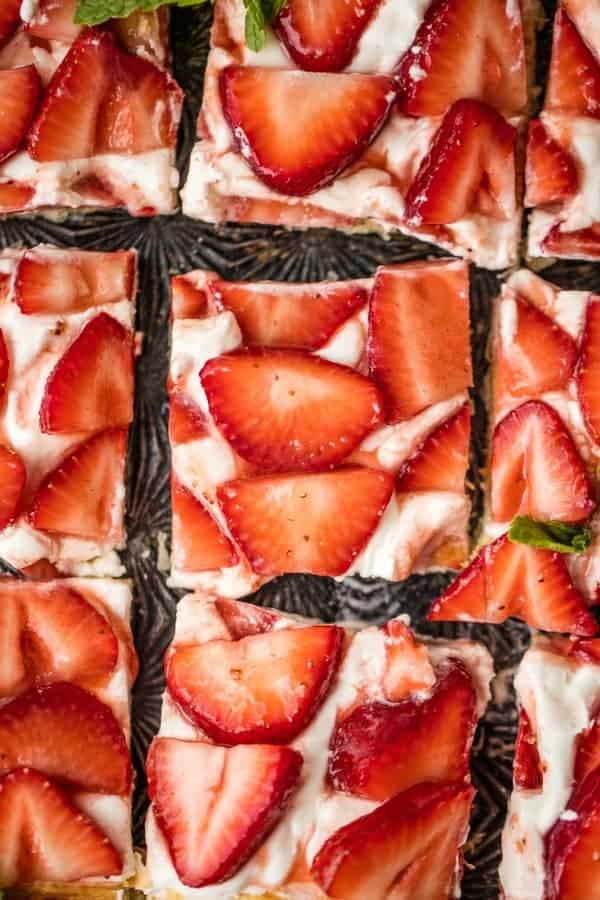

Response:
(429, 269), (600, 636)
(526, 0), (600, 259)
(169, 259), (473, 598)
(0, 245), (136, 576)
(143, 593), (493, 898)
(500, 636), (600, 900)
(0, 0), (183, 216)
(181, 0), (531, 269)
(0, 577), (138, 893)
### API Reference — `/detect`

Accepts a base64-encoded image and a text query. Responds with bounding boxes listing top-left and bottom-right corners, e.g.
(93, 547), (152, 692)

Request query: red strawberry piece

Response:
(273, 0), (382, 72)
(171, 275), (208, 319)
(545, 768), (600, 899)
(396, 403), (470, 493)
(218, 466), (394, 576)
(578, 299), (600, 444)
(367, 263), (471, 422)
(15, 248), (135, 315)
(311, 780), (474, 900)
(429, 534), (598, 636)
(329, 659), (476, 802)
(0, 329), (7, 399)
(28, 427), (127, 541)
(525, 119), (578, 206)
(547, 8), (600, 117)
(382, 619), (436, 701)
(575, 716), (600, 785)
(0, 67), (41, 164)
(20, 559), (61, 579)
(213, 597), (277, 640)
(0, 444), (25, 530)
(404, 99), (517, 226)
(491, 400), (595, 523)
(0, 0), (20, 47)
(146, 737), (302, 887)
(39, 312), (133, 434)
(168, 390), (208, 444)
(220, 65), (397, 196)
(514, 707), (543, 790)
(0, 595), (26, 698)
(209, 280), (367, 350)
(202, 349), (383, 473)
(28, 28), (183, 161)
(171, 478), (238, 572)
(0, 682), (130, 793)
(396, 0), (526, 117)
(542, 223), (600, 258)
(0, 767), (122, 887)
(0, 181), (34, 211)
(27, 0), (81, 42)
(166, 623), (343, 744)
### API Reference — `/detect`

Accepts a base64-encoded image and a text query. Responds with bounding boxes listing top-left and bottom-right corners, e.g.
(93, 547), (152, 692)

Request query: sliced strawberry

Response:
(0, 329), (8, 399)
(209, 279), (367, 350)
(0, 67), (41, 164)
(0, 595), (26, 698)
(0, 767), (121, 887)
(202, 349), (383, 473)
(311, 780), (474, 900)
(578, 299), (600, 444)
(218, 467), (394, 576)
(0, 181), (34, 211)
(0, 0), (20, 47)
(382, 619), (436, 702)
(220, 65), (396, 196)
(491, 400), (595, 523)
(525, 119), (578, 206)
(547, 8), (600, 117)
(39, 312), (133, 434)
(20, 559), (61, 579)
(213, 597), (277, 640)
(514, 707), (543, 790)
(15, 248), (135, 315)
(429, 534), (598, 636)
(166, 624), (343, 744)
(396, 403), (470, 493)
(27, 0), (81, 42)
(28, 428), (127, 541)
(542, 222), (600, 258)
(396, 0), (526, 117)
(0, 682), (130, 793)
(404, 98), (517, 226)
(574, 715), (600, 791)
(0, 444), (25, 530)
(169, 390), (208, 444)
(147, 737), (302, 887)
(367, 263), (471, 422)
(273, 0), (382, 72)
(171, 274), (207, 319)
(171, 478), (238, 572)
(545, 768), (600, 899)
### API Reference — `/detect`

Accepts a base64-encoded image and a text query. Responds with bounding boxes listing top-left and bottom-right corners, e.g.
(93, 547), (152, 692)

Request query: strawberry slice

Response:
(171, 478), (238, 572)
(329, 659), (476, 801)
(396, 0), (526, 117)
(547, 8), (600, 117)
(311, 780), (474, 900)
(15, 248), (135, 315)
(428, 534), (598, 636)
(514, 707), (543, 790)
(0, 329), (8, 399)
(575, 716), (600, 785)
(166, 624), (343, 744)
(0, 0), (20, 47)
(367, 263), (471, 422)
(396, 403), (470, 493)
(404, 98), (517, 226)
(578, 299), (600, 444)
(382, 619), (436, 701)
(202, 349), (383, 472)
(545, 768), (600, 899)
(218, 467), (394, 576)
(220, 65), (397, 196)
(39, 312), (133, 434)
(0, 181), (33, 212)
(0, 67), (41, 164)
(0, 595), (26, 698)
(273, 0), (382, 72)
(491, 400), (595, 523)
(28, 428), (127, 541)
(171, 275), (207, 319)
(213, 597), (277, 640)
(209, 280), (367, 350)
(0, 682), (130, 793)
(0, 767), (122, 887)
(168, 390), (208, 444)
(525, 119), (578, 206)
(27, 0), (81, 42)
(0, 444), (25, 531)
(542, 223), (600, 258)
(147, 737), (302, 887)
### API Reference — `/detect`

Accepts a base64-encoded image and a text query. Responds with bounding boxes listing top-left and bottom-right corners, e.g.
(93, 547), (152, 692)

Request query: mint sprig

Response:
(508, 516), (593, 555)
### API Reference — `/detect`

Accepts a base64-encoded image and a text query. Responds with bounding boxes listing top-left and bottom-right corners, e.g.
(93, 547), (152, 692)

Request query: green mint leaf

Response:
(508, 516), (593, 555)
(243, 0), (266, 52)
(75, 0), (209, 27)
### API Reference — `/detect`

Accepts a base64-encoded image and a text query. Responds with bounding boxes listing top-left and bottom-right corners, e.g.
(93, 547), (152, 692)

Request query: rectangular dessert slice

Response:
(500, 635), (600, 900)
(143, 593), (493, 898)
(181, 0), (529, 270)
(169, 260), (473, 597)
(0, 576), (138, 893)
(0, 245), (137, 576)
(526, 1), (600, 259)
(429, 268), (600, 636)
(0, 0), (182, 216)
